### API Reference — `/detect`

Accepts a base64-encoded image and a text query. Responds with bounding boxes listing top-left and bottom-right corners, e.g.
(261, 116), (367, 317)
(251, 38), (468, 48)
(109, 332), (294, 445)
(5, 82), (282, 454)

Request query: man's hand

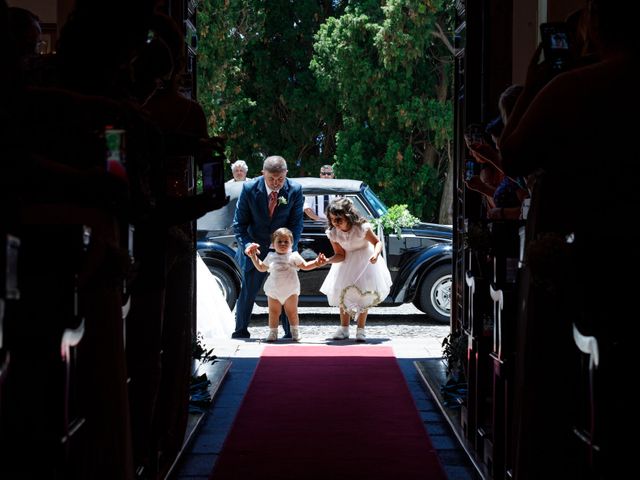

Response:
(304, 207), (322, 222)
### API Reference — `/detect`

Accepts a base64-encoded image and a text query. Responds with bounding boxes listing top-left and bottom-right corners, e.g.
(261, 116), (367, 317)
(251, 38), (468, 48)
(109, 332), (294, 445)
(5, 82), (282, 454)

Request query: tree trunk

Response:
(435, 50), (453, 225)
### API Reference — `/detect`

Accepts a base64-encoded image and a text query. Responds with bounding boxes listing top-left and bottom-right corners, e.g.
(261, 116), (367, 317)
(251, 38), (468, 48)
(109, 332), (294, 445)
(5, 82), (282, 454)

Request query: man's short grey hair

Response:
(231, 160), (248, 172)
(262, 155), (288, 173)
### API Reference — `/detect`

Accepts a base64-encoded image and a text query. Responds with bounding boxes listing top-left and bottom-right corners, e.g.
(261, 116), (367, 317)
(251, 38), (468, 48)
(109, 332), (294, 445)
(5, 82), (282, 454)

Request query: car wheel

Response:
(415, 264), (452, 323)
(202, 257), (239, 310)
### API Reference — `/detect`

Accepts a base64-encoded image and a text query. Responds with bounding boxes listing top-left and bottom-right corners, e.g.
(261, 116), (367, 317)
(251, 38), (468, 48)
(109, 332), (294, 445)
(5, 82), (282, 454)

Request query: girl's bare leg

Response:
(267, 297), (282, 328)
(332, 308), (351, 340)
(283, 295), (300, 340)
(282, 295), (299, 326)
(339, 308), (350, 327)
(355, 310), (368, 342)
(266, 297), (282, 342)
(356, 310), (368, 329)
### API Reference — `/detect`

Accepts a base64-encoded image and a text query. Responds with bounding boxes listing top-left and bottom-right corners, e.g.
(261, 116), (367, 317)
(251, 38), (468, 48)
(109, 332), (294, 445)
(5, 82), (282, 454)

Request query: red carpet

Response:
(210, 345), (447, 480)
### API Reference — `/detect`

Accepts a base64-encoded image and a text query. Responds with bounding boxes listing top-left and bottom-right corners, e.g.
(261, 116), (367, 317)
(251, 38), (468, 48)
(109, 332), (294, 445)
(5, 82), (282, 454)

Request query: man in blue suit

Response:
(231, 155), (304, 339)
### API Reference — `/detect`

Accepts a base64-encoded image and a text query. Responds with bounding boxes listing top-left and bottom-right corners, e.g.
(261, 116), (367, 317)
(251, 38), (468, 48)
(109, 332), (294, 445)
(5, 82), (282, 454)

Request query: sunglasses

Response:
(320, 171), (333, 176)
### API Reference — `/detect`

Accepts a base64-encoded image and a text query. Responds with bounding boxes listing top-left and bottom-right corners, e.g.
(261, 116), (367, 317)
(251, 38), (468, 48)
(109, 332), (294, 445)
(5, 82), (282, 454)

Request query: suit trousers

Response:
(235, 266), (291, 336)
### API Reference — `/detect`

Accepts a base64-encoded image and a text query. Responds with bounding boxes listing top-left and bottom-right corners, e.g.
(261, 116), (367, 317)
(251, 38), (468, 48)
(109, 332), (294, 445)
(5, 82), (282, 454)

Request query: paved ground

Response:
(242, 303), (450, 355)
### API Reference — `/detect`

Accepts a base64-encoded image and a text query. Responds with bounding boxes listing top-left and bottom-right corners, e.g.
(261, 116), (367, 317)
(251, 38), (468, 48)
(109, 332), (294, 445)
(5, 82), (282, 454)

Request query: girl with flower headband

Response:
(247, 227), (326, 342)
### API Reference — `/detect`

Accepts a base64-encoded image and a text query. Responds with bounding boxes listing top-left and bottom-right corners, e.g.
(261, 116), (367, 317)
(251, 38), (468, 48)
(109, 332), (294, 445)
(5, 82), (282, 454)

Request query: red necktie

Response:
(268, 191), (278, 217)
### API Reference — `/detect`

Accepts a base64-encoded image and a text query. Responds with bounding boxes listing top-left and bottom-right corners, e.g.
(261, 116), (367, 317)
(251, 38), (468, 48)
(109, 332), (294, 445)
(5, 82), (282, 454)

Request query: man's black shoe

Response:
(231, 329), (250, 339)
(282, 332), (292, 339)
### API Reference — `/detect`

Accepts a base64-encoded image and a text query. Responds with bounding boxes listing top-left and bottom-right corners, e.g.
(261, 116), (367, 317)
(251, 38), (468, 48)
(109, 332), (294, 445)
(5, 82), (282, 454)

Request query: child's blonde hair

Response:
(271, 227), (294, 243)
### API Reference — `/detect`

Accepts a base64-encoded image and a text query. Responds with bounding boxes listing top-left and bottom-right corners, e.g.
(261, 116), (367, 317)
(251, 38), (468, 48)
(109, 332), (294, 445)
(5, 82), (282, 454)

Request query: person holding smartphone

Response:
(540, 22), (573, 71)
(499, 1), (638, 477)
(128, 12), (229, 473)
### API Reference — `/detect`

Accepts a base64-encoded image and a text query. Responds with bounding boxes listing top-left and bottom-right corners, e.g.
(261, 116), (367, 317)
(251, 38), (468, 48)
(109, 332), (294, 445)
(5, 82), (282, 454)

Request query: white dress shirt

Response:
(304, 194), (333, 220)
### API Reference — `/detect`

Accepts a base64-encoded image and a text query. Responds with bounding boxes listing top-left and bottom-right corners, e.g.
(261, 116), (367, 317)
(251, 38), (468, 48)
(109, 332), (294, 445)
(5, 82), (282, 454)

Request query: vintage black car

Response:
(196, 178), (453, 323)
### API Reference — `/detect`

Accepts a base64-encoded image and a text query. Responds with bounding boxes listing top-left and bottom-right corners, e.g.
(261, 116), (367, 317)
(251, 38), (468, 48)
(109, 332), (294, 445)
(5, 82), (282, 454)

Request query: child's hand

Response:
(316, 253), (327, 266)
(245, 243), (260, 258)
(369, 253), (378, 264)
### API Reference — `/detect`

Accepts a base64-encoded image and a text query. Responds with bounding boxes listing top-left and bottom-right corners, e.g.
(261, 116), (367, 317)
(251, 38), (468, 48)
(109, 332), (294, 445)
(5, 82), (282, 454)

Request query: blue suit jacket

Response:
(232, 177), (304, 272)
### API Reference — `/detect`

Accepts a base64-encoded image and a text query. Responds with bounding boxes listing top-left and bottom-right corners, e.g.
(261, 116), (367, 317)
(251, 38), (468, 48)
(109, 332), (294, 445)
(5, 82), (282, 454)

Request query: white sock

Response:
(340, 326), (349, 332)
(270, 327), (277, 334)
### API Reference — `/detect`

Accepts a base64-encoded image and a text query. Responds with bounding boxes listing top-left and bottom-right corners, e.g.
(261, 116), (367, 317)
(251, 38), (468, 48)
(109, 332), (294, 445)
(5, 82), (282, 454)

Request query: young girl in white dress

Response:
(247, 227), (325, 342)
(320, 198), (392, 342)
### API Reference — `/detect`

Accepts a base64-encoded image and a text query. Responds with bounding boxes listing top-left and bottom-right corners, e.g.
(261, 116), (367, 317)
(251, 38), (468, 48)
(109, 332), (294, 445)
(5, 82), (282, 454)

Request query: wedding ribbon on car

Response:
(338, 225), (386, 319)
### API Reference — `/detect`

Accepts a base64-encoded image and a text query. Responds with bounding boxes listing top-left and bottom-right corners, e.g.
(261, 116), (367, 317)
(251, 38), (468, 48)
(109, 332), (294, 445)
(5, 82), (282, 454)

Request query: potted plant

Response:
(440, 331), (468, 407)
(190, 332), (216, 413)
(192, 331), (215, 374)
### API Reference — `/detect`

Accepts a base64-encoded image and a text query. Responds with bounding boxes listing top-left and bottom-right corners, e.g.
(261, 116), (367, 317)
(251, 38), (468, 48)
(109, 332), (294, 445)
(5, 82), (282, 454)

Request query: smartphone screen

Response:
(105, 127), (127, 178)
(202, 160), (223, 193)
(540, 22), (570, 70)
(464, 160), (476, 181)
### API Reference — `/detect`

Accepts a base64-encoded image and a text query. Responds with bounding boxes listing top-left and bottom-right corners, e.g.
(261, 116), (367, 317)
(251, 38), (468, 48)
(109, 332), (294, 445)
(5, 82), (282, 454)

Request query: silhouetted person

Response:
(500, 1), (639, 477)
(128, 12), (227, 475)
(7, 7), (40, 58)
(8, 2), (157, 478)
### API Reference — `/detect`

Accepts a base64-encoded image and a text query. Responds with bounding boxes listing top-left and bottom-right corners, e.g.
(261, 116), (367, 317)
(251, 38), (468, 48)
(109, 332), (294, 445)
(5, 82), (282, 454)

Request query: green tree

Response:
(311, 0), (455, 221)
(197, 0), (346, 178)
(197, 0), (455, 222)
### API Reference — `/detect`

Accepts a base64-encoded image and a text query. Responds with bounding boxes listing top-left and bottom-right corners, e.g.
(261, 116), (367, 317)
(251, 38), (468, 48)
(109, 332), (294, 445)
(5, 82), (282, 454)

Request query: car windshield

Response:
(197, 182), (243, 231)
(363, 186), (388, 217)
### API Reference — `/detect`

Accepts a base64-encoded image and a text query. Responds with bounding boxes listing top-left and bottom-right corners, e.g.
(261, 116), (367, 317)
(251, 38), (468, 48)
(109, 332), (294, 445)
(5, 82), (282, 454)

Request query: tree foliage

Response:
(311, 0), (455, 221)
(197, 0), (455, 222)
(197, 0), (346, 177)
